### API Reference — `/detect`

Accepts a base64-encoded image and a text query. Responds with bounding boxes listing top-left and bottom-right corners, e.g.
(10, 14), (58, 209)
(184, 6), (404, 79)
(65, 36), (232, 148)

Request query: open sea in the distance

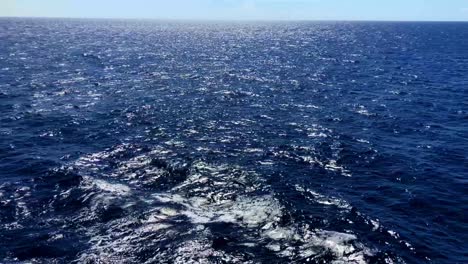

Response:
(0, 18), (467, 263)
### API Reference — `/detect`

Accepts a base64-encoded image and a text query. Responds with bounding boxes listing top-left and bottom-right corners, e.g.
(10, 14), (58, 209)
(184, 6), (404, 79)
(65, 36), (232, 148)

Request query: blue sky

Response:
(1, 0), (468, 21)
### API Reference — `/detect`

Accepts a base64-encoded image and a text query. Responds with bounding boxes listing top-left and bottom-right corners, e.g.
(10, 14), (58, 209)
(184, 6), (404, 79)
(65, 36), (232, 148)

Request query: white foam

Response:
(244, 148), (263, 153)
(84, 178), (131, 196)
(295, 185), (351, 210)
(150, 181), (370, 263)
(152, 193), (282, 228)
(258, 160), (274, 165)
(355, 105), (374, 116)
(260, 114), (274, 120)
(325, 159), (352, 177)
(71, 148), (371, 263)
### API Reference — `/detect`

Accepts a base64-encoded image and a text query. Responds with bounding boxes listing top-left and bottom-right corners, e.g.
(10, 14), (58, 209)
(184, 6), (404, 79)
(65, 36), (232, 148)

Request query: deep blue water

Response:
(0, 18), (467, 263)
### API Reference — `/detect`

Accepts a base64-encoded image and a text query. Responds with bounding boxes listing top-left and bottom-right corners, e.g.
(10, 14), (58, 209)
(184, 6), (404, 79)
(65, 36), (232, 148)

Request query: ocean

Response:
(0, 18), (467, 263)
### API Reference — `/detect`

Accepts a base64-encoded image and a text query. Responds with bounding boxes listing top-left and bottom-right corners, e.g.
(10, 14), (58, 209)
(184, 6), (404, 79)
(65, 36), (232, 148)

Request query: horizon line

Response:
(1, 15), (468, 23)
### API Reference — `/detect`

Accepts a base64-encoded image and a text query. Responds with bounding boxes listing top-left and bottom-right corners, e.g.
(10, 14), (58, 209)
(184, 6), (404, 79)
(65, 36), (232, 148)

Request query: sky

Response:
(1, 0), (468, 21)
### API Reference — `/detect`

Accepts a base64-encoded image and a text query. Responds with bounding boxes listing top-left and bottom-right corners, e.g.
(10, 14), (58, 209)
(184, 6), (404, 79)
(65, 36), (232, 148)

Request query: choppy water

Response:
(0, 18), (467, 263)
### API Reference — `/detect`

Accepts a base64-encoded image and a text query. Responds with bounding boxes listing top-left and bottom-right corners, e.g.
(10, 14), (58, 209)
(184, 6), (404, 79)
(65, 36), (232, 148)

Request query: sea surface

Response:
(0, 18), (467, 263)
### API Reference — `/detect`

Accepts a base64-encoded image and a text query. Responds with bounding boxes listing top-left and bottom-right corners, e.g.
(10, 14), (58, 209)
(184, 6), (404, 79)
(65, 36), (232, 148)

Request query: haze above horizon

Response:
(1, 0), (468, 21)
